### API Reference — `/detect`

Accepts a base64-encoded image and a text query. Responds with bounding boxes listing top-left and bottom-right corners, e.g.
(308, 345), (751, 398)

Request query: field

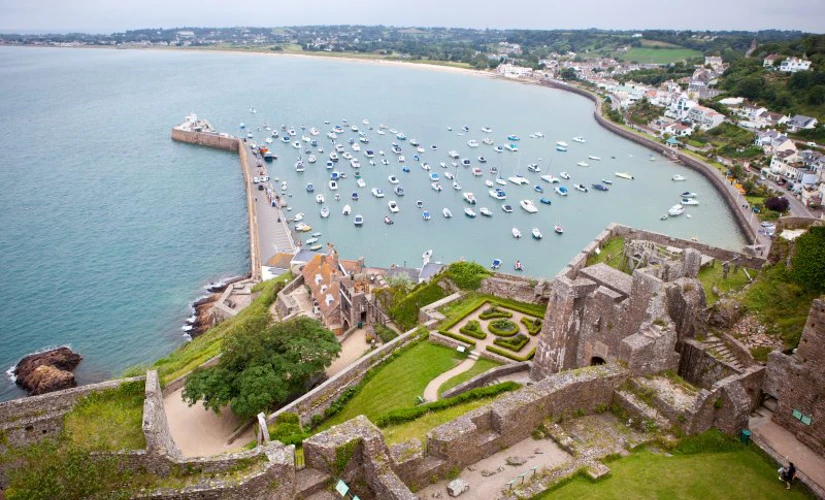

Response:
(618, 47), (703, 64)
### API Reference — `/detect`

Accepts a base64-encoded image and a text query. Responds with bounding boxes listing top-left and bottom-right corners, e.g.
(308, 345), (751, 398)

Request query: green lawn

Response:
(618, 47), (703, 64)
(438, 293), (546, 330)
(317, 342), (463, 430)
(697, 261), (755, 306)
(381, 397), (498, 445)
(586, 237), (628, 273)
(438, 358), (501, 396)
(535, 448), (811, 500)
(63, 381), (146, 452)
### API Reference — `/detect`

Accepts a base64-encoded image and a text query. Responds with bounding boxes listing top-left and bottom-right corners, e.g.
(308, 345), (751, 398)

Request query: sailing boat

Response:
(554, 216), (564, 235)
(452, 165), (461, 191)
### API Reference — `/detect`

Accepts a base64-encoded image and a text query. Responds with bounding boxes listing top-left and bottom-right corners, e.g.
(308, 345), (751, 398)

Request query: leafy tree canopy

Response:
(790, 225), (825, 293)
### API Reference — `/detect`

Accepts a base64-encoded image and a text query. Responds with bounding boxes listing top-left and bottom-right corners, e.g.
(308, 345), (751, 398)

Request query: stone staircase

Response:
(468, 351), (480, 361)
(295, 467), (333, 499)
(704, 335), (746, 371)
(613, 388), (670, 432)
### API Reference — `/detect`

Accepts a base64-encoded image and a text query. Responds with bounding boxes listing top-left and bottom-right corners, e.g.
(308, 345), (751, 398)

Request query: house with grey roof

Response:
(788, 114), (819, 132)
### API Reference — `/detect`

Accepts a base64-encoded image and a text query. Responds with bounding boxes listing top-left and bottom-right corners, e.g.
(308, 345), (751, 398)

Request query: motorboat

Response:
(615, 172), (635, 180)
(430, 172), (440, 182)
(576, 161), (589, 167)
(573, 136), (585, 143)
(448, 150), (460, 159)
(381, 159), (390, 166)
(527, 164), (541, 173)
(354, 214), (364, 226)
(680, 191), (698, 198)
(292, 141), (301, 149)
(432, 182), (443, 191)
(508, 176), (528, 186)
(554, 223), (564, 235)
(478, 156), (487, 163)
(519, 199), (538, 213)
(350, 159), (361, 169)
(402, 166), (410, 172)
(305, 237), (319, 245)
(573, 184), (589, 193)
(507, 135), (520, 141)
(422, 210), (431, 221)
(462, 125), (470, 132)
(452, 181), (462, 191)
(351, 192), (359, 201)
(592, 183), (609, 192)
(371, 188), (385, 198)
(293, 212), (304, 222)
(392, 144), (403, 154)
(383, 215), (394, 225)
(330, 152), (339, 162)
(479, 207), (493, 217)
(398, 156), (406, 163)
(342, 204), (352, 215)
(672, 175), (687, 181)
(492, 258), (502, 270)
(308, 155), (317, 164)
(489, 188), (507, 200)
(329, 180), (338, 191)
(356, 179), (366, 188)
(495, 177), (507, 186)
(388, 175), (400, 184)
(443, 208), (453, 218)
(416, 200), (425, 209)
(495, 146), (504, 153)
(540, 174), (560, 183)
(439, 162), (448, 169)
(506, 144), (519, 152)
(325, 160), (334, 169)
(535, 132), (544, 138)
(540, 197), (552, 205)
(413, 155), (420, 162)
(388, 200), (400, 213)
(315, 194), (325, 204)
(409, 138), (420, 147)
(306, 183), (315, 193)
(295, 223), (312, 233)
(396, 133), (407, 140)
(462, 192), (477, 204)
(556, 141), (569, 147)
(589, 155), (601, 160)
(560, 171), (571, 180)
(445, 171), (455, 180)
(464, 208), (477, 218)
(482, 137), (494, 146)
(467, 140), (479, 148)
(514, 260), (524, 271)
(320, 206), (330, 218)
(555, 186), (569, 196)
(365, 150), (375, 158)
(532, 227), (543, 240)
(680, 198), (699, 206)
(472, 167), (483, 177)
(462, 158), (472, 166)
(602, 178), (613, 185)
(556, 146), (567, 152)
(668, 204), (685, 216)
(482, 127), (493, 133)
(296, 159), (305, 172)
(502, 204), (514, 213)
(512, 227), (522, 238)
(264, 151), (275, 162)
(394, 186), (405, 196)
(534, 185), (544, 193)
(485, 179), (494, 187)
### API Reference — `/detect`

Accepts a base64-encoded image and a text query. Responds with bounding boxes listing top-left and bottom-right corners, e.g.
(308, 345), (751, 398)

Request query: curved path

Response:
(423, 357), (476, 402)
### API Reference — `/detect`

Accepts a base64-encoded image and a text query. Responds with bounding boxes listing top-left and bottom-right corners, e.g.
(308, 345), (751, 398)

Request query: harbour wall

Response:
(542, 79), (758, 245)
(171, 128), (261, 281)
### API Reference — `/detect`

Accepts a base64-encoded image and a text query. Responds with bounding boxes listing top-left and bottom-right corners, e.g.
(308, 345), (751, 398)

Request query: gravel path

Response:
(423, 357), (477, 402)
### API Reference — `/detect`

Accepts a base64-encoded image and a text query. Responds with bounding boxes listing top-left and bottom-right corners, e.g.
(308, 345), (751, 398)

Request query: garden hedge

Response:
(479, 306), (513, 320)
(437, 330), (477, 347)
(485, 345), (536, 362)
(521, 317), (543, 336)
(493, 334), (529, 352)
(459, 320), (486, 339)
(488, 319), (519, 337)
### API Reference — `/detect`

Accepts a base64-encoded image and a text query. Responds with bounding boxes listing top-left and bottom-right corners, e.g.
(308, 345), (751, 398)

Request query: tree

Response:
(790, 226), (825, 292)
(183, 317), (341, 419)
(560, 67), (578, 81)
(765, 196), (790, 212)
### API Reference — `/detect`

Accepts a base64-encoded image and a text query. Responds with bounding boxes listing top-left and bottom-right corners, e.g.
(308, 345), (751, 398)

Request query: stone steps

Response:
(295, 467), (333, 499)
(468, 351), (480, 361)
(613, 389), (670, 432)
(304, 492), (339, 500)
(705, 336), (746, 371)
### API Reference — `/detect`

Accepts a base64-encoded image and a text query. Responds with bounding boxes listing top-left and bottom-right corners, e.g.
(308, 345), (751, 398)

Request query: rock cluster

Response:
(14, 347), (82, 395)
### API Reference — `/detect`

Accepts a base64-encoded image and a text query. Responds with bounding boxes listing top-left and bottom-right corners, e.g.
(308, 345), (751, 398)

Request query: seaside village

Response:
(498, 51), (825, 208)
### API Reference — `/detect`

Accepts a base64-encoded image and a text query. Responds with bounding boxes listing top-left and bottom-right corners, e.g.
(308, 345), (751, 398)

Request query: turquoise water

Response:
(0, 47), (745, 401)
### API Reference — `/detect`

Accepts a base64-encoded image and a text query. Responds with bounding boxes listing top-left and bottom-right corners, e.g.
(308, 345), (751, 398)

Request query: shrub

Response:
(373, 382), (521, 427)
(493, 334), (529, 352)
(269, 413), (310, 446)
(764, 196), (789, 213)
(436, 330), (477, 347)
(458, 320), (486, 339)
(488, 319), (519, 336)
(485, 345), (536, 362)
(390, 281), (447, 331)
(444, 262), (492, 290)
(375, 324), (399, 343)
(479, 306), (513, 320)
(790, 225), (825, 293)
(521, 317), (543, 335)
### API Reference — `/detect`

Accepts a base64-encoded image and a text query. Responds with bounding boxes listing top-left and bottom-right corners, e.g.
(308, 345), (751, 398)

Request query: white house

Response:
(497, 63), (532, 78)
(788, 114), (819, 132)
(687, 105), (725, 130)
(665, 123), (693, 137)
(779, 57), (812, 73)
(763, 54), (780, 68)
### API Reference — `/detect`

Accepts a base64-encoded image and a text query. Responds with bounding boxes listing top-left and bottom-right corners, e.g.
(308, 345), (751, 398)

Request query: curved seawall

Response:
(543, 79), (758, 245)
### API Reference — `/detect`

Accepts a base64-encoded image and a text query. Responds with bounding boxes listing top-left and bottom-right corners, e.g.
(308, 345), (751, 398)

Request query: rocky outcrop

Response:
(14, 347), (82, 395)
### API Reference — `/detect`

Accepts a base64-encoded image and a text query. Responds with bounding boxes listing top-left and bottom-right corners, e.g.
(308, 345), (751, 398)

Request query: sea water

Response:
(0, 47), (745, 401)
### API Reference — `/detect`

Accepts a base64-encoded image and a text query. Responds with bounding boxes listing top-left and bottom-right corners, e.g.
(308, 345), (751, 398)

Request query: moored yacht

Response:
(519, 199), (538, 213)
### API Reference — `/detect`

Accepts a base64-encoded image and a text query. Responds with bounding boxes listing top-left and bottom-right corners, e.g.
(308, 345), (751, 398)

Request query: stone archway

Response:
(590, 356), (606, 366)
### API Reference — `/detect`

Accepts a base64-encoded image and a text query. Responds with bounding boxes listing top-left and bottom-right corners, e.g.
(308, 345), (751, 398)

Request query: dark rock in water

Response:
(15, 347), (82, 395)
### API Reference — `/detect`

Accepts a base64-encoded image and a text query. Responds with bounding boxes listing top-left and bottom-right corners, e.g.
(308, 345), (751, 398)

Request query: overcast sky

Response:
(0, 0), (821, 34)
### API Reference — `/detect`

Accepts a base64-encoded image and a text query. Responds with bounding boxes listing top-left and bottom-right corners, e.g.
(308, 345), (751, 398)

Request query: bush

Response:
(375, 324), (399, 343)
(493, 334), (529, 352)
(269, 413), (310, 446)
(488, 319), (519, 336)
(764, 196), (790, 213)
(373, 382), (521, 427)
(521, 317), (543, 335)
(459, 320), (486, 339)
(437, 330), (477, 346)
(485, 345), (536, 362)
(790, 225), (825, 293)
(390, 281), (447, 331)
(444, 262), (492, 290)
(479, 306), (513, 320)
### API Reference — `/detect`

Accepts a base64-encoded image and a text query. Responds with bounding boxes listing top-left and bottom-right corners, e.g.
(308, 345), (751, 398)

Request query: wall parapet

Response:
(440, 362), (531, 398)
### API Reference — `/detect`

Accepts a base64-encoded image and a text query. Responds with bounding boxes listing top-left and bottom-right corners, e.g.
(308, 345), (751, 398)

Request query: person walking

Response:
(779, 461), (796, 490)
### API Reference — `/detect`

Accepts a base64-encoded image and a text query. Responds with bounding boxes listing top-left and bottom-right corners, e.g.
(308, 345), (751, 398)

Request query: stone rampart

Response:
(478, 273), (549, 303)
(417, 292), (463, 325)
(440, 362), (531, 398)
(171, 128), (239, 152)
(678, 339), (738, 390)
(274, 275), (305, 319)
(143, 370), (183, 459)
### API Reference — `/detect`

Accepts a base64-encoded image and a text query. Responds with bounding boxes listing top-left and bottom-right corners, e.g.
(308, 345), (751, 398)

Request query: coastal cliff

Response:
(14, 347), (82, 395)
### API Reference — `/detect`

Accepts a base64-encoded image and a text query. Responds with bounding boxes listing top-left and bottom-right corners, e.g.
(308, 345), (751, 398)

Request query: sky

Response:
(0, 0), (822, 34)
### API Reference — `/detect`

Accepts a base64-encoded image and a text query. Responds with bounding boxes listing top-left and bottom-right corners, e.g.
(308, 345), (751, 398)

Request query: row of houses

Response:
(763, 54), (813, 73)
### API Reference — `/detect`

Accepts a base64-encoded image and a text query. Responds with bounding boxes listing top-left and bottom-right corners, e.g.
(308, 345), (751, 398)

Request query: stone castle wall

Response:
(274, 275), (305, 320)
(143, 370), (182, 459)
(440, 362), (531, 398)
(478, 273), (550, 303)
(171, 128), (239, 152)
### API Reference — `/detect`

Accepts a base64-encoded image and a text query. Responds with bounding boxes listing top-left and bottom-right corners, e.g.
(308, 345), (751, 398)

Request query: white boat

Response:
(560, 171), (571, 180)
(342, 204), (351, 215)
(481, 127), (493, 133)
(556, 141), (569, 147)
(315, 194), (325, 204)
(615, 172), (635, 180)
(534, 132), (544, 138)
(295, 159), (305, 172)
(398, 156), (406, 163)
(329, 180), (338, 191)
(512, 227), (522, 238)
(495, 146), (504, 153)
(519, 199), (538, 213)
(371, 187), (385, 198)
(573, 184), (589, 193)
(540, 174), (560, 183)
(356, 178), (366, 188)
(482, 137), (494, 145)
(672, 175), (687, 182)
(464, 208), (477, 218)
(506, 144), (519, 152)
(320, 206), (330, 218)
(430, 172), (440, 182)
(527, 164), (541, 173)
(448, 150), (460, 159)
(388, 200), (400, 213)
(556, 146), (567, 152)
(330, 152), (339, 162)
(502, 204), (514, 213)
(350, 159), (361, 169)
(573, 136), (585, 143)
(422, 249), (433, 263)
(668, 204), (685, 216)
(445, 171), (455, 180)
(432, 182), (443, 191)
(394, 185), (405, 196)
(495, 177), (507, 186)
(452, 181), (462, 191)
(588, 155), (601, 161)
(352, 143), (361, 152)
(554, 223), (563, 235)
(576, 161), (589, 167)
(555, 186), (568, 196)
(292, 141), (301, 149)
(485, 179), (494, 187)
(489, 188), (507, 200)
(384, 216), (394, 225)
(472, 167), (483, 177)
(680, 191), (698, 198)
(294, 212), (304, 222)
(508, 176), (528, 186)
(388, 175), (400, 184)
(531, 227), (543, 239)
(467, 139), (479, 148)
(479, 207), (493, 217)
(354, 214), (364, 226)
(680, 198), (699, 206)
(443, 208), (453, 218)
(305, 237), (319, 245)
(462, 192), (477, 204)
